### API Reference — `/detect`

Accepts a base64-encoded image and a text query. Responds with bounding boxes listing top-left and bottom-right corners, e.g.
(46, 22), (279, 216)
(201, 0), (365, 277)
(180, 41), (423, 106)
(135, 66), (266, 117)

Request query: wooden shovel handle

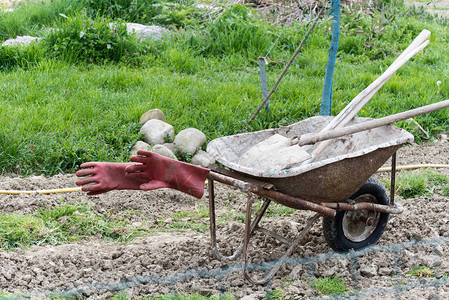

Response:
(297, 99), (449, 146)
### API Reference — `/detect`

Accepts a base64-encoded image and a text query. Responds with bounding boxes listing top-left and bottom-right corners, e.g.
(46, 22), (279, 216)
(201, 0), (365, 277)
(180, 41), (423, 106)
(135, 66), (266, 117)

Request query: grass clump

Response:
(43, 13), (142, 64)
(442, 185), (449, 197)
(157, 204), (209, 232)
(311, 276), (350, 296)
(188, 4), (275, 59)
(392, 170), (449, 199)
(0, 202), (145, 250)
(406, 265), (434, 278)
(0, 42), (43, 71)
(80, 0), (201, 28)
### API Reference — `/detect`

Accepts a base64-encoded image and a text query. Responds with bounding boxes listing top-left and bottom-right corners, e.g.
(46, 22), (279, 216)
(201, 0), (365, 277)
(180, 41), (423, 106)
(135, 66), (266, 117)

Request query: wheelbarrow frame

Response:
(206, 152), (401, 284)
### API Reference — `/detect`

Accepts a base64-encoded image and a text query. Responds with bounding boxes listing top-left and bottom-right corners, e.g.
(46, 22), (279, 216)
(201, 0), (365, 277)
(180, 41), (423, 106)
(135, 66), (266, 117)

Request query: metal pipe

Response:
(323, 201), (405, 214)
(207, 171), (336, 217)
(391, 152), (397, 206)
(244, 213), (321, 284)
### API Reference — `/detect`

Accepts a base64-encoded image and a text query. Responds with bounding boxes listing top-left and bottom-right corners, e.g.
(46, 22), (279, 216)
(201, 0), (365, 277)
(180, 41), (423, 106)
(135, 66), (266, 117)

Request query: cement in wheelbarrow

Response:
(207, 116), (414, 203)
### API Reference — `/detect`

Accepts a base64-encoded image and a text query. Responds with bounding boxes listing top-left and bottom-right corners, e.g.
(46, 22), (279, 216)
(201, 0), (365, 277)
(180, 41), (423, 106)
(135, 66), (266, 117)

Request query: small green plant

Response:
(174, 148), (193, 163)
(394, 171), (428, 198)
(158, 204), (210, 232)
(311, 276), (349, 296)
(391, 170), (449, 199)
(266, 202), (296, 217)
(164, 133), (174, 143)
(406, 265), (434, 278)
(442, 185), (449, 197)
(266, 277), (294, 299)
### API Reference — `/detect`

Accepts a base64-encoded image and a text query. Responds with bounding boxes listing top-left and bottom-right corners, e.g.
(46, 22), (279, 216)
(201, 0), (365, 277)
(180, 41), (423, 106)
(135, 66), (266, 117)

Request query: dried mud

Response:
(1, 139), (449, 299)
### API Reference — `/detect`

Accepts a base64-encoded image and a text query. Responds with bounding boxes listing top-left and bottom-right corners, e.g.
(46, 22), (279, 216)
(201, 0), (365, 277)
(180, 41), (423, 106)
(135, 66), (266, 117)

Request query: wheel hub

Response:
(342, 194), (380, 243)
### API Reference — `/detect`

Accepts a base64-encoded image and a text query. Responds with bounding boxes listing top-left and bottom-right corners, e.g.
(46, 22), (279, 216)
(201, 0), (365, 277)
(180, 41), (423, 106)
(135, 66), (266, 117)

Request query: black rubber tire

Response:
(322, 177), (390, 252)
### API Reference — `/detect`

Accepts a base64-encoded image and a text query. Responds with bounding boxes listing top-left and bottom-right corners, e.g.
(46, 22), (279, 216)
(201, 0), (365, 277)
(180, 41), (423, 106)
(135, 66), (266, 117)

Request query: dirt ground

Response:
(0, 138), (449, 299)
(405, 0), (449, 18)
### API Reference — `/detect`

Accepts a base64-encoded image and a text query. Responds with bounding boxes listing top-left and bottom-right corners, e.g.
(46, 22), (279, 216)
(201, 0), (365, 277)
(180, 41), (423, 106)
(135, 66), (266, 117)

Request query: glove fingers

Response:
(75, 168), (96, 177)
(75, 177), (99, 187)
(136, 149), (153, 157)
(129, 155), (148, 164)
(80, 183), (104, 193)
(79, 162), (101, 169)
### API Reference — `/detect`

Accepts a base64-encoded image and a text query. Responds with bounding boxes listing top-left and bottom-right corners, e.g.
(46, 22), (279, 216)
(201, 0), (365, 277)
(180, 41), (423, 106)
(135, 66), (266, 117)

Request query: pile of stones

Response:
(131, 109), (215, 168)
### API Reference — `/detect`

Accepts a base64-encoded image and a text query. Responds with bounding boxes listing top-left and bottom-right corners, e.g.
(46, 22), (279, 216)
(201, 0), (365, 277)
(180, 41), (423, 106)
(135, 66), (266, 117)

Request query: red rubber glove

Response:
(125, 150), (210, 198)
(75, 162), (147, 195)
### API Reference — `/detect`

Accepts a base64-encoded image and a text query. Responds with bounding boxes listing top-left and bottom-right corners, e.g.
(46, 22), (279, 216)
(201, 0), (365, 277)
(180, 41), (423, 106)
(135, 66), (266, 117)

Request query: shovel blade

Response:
(238, 134), (312, 172)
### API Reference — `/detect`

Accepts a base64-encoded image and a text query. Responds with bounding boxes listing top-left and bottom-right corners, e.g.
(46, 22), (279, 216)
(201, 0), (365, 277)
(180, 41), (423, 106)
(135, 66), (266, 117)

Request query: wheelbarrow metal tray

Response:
(207, 116), (414, 203)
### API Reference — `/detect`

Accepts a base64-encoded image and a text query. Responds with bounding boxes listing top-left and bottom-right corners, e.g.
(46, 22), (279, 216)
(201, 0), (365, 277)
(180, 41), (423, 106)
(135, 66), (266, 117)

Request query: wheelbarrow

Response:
(204, 113), (425, 284)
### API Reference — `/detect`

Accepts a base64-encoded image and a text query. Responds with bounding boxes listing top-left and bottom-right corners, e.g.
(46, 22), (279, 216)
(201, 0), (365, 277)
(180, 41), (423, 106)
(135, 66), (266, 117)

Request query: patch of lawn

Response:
(387, 170), (449, 199)
(311, 276), (350, 296)
(0, 202), (146, 250)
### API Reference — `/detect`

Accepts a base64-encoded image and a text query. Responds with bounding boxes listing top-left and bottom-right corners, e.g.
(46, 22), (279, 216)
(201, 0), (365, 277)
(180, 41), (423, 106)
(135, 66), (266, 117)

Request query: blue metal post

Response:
(320, 0), (341, 116)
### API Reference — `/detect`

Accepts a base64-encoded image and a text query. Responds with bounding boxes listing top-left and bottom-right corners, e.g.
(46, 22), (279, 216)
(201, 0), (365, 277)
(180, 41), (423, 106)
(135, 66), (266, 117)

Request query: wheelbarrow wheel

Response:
(322, 177), (389, 252)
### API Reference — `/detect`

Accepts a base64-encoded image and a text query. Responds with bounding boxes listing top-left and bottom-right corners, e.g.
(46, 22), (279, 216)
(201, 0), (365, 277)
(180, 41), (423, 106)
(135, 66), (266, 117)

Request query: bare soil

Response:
(1, 139), (449, 299)
(405, 0), (449, 18)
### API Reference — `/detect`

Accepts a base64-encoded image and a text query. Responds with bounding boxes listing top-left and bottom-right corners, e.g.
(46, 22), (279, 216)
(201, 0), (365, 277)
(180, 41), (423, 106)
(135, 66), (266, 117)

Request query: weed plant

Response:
(43, 13), (142, 64)
(0, 0), (448, 175)
(311, 276), (349, 296)
(390, 170), (449, 199)
(406, 265), (434, 278)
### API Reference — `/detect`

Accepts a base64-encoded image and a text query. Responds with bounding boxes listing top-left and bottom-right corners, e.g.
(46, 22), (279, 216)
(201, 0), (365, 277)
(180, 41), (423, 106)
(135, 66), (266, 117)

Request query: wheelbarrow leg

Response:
(390, 151), (397, 206)
(208, 178), (271, 261)
(243, 208), (321, 285)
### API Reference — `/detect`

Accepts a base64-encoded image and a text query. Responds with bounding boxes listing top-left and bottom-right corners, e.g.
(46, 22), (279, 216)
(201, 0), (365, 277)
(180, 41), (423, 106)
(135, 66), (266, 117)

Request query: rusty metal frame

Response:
(206, 155), (402, 283)
(208, 178), (271, 261)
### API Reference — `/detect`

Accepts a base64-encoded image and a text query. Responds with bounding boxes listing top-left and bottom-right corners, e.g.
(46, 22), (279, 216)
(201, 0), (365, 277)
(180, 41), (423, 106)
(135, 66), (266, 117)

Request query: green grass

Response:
(388, 170), (449, 199)
(0, 0), (448, 175)
(442, 184), (449, 197)
(310, 276), (350, 296)
(406, 265), (434, 278)
(0, 202), (146, 250)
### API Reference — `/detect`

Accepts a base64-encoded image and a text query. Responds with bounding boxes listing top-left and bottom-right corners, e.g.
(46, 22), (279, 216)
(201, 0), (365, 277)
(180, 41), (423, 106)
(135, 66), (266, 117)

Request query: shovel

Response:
(239, 99), (449, 171)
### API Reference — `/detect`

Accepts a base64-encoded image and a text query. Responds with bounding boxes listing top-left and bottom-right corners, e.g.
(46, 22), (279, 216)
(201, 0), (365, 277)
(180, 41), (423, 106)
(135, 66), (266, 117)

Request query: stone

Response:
(130, 141), (151, 156)
(163, 142), (175, 153)
(2, 36), (41, 47)
(139, 108), (165, 124)
(126, 23), (168, 41)
(152, 144), (177, 160)
(174, 128), (207, 155)
(191, 150), (215, 167)
(140, 119), (174, 145)
(360, 263), (378, 277)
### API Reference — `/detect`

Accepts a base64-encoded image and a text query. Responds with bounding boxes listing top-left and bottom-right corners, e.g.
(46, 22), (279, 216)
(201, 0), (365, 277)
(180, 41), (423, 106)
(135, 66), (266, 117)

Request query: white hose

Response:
(0, 187), (82, 194)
